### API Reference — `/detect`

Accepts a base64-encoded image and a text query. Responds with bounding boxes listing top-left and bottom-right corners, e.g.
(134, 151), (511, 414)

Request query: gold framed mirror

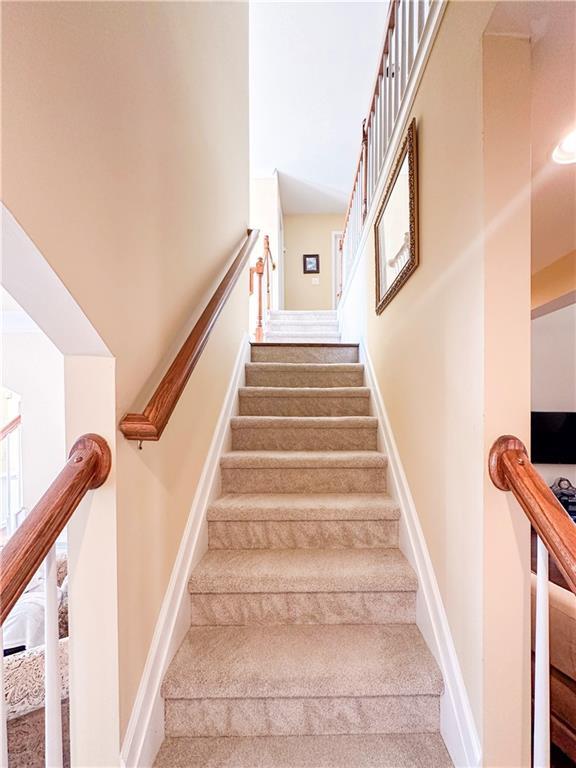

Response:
(374, 118), (419, 314)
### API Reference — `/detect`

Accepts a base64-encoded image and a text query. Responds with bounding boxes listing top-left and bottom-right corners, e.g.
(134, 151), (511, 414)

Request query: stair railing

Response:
(489, 435), (576, 768)
(119, 229), (259, 442)
(249, 234), (275, 342)
(340, 0), (441, 299)
(0, 433), (112, 768)
(263, 234), (276, 315)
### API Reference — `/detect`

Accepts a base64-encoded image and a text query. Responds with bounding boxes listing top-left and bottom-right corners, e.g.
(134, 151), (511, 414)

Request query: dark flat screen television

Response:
(531, 412), (576, 464)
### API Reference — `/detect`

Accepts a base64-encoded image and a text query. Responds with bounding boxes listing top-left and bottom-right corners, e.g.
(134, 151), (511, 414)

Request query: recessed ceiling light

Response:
(552, 129), (576, 165)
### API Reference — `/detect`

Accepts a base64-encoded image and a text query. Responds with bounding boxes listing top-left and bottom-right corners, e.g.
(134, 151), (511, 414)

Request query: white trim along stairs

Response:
(122, 322), (479, 768)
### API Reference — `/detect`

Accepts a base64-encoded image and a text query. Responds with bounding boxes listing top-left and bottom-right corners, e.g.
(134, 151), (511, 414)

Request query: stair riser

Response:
(207, 520), (398, 549)
(265, 336), (341, 345)
(208, 496), (400, 522)
(165, 695), (439, 738)
(266, 324), (339, 335)
(251, 346), (358, 364)
(239, 396), (370, 417)
(221, 467), (386, 494)
(245, 369), (364, 388)
(269, 311), (337, 319)
(231, 426), (377, 451)
(189, 590), (414, 626)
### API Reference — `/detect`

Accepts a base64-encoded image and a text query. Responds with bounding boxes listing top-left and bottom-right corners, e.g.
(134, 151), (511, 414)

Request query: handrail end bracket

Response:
(488, 434), (527, 491)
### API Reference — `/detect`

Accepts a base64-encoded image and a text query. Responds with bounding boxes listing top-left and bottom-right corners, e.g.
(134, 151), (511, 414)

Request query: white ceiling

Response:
(249, 1), (389, 215)
(488, 1), (576, 273)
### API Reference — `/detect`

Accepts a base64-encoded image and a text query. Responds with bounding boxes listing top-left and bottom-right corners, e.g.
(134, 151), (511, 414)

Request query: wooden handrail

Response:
(119, 229), (259, 441)
(489, 435), (576, 594)
(0, 433), (111, 625)
(1, 414), (21, 441)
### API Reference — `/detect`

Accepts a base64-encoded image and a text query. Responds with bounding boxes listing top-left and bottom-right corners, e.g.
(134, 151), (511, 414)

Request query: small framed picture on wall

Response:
(303, 254), (320, 274)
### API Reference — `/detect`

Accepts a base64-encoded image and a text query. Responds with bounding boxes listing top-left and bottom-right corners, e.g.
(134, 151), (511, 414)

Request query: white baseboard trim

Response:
(120, 333), (250, 768)
(359, 339), (481, 768)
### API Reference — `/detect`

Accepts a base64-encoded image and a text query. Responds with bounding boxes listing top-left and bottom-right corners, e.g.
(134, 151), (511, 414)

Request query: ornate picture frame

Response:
(374, 118), (419, 314)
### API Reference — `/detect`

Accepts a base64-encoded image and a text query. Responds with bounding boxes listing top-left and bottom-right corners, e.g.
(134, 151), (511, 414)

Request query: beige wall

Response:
(2, 0), (249, 746)
(284, 214), (343, 310)
(348, 3), (531, 763)
(532, 249), (576, 311)
(482, 34), (532, 768)
(363, 0), (492, 734)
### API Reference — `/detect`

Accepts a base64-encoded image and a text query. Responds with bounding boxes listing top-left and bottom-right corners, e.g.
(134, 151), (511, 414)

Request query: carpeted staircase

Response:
(154, 340), (452, 767)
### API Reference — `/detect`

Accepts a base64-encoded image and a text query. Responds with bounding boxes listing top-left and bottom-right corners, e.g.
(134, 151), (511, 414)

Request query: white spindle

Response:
(386, 35), (393, 142)
(533, 535), (550, 768)
(393, 5), (400, 118)
(374, 92), (380, 181)
(389, 25), (396, 123)
(382, 64), (389, 150)
(406, 0), (415, 78)
(44, 547), (63, 768)
(368, 120), (372, 202)
(398, 0), (407, 97)
(370, 116), (375, 199)
(0, 627), (8, 768)
(378, 74), (385, 168)
(416, 0), (425, 41)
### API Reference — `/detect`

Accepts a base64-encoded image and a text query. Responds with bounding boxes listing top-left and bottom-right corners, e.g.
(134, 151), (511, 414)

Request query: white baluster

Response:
(371, 117), (376, 197)
(382, 65), (389, 151)
(398, 0), (407, 98)
(45, 547), (63, 767)
(366, 122), (372, 204)
(0, 627), (8, 768)
(377, 75), (384, 170)
(534, 535), (550, 768)
(394, 5), (400, 119)
(386, 39), (393, 142)
(416, 0), (425, 42)
(389, 25), (396, 124)
(406, 0), (415, 78)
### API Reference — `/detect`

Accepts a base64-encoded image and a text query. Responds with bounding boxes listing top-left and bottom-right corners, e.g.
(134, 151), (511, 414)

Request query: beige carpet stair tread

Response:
(220, 450), (386, 469)
(252, 342), (354, 348)
(250, 344), (359, 364)
(231, 416), (377, 430)
(230, 416), (378, 450)
(154, 733), (452, 767)
(189, 548), (415, 593)
(208, 493), (399, 521)
(239, 386), (370, 399)
(162, 624), (442, 699)
(244, 362), (364, 388)
(245, 363), (363, 372)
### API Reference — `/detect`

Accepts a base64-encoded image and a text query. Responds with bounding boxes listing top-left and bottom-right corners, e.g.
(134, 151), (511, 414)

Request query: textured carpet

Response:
(155, 734), (452, 767)
(154, 327), (451, 766)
